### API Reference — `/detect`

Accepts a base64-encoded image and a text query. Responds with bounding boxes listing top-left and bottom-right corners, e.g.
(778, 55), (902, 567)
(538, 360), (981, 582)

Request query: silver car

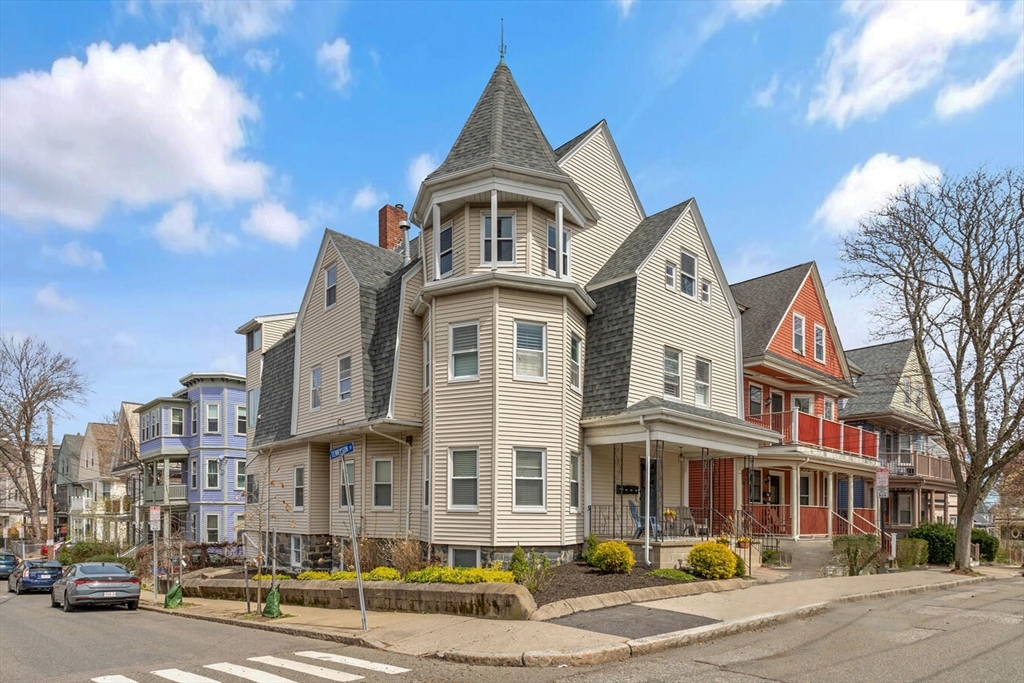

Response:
(50, 562), (141, 612)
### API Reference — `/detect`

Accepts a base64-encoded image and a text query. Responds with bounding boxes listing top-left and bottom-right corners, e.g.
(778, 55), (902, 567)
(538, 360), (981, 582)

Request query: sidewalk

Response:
(140, 565), (1021, 667)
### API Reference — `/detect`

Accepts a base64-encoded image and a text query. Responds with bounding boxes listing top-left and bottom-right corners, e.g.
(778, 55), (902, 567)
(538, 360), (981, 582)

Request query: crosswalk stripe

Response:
(152, 668), (222, 682)
(293, 652), (411, 675)
(204, 662), (297, 683)
(92, 676), (138, 683)
(248, 656), (364, 682)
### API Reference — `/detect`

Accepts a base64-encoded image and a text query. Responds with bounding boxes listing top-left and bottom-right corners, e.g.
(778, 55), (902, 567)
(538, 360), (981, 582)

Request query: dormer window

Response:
(325, 266), (337, 308)
(482, 213), (514, 265)
(793, 313), (805, 355)
(439, 222), (454, 277)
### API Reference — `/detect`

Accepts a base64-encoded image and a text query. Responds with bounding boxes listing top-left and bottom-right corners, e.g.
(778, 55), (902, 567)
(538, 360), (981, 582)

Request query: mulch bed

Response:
(532, 560), (696, 606)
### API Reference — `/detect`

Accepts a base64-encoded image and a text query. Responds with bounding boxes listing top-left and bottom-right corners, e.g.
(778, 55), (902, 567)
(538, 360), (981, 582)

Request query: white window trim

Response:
(205, 458), (220, 490)
(792, 394), (815, 415)
(325, 265), (337, 310)
(695, 357), (712, 408)
(235, 460), (247, 490)
(664, 262), (676, 291)
(700, 279), (712, 307)
(190, 512), (197, 538)
(449, 322), (480, 382)
(247, 388), (260, 430)
(423, 337), (431, 392)
(422, 452), (431, 510)
(235, 405), (246, 436)
(448, 448), (479, 512)
(206, 403), (220, 434)
(171, 407), (184, 436)
(372, 457), (394, 511)
(546, 223), (572, 278)
(438, 221), (454, 279)
(569, 452), (580, 513)
(191, 405), (198, 436)
(823, 398), (835, 422)
(513, 320), (547, 382)
(480, 210), (517, 266)
(569, 334), (582, 394)
(205, 513), (220, 544)
(234, 513), (245, 538)
(513, 447), (546, 512)
(190, 458), (198, 490)
(290, 535), (303, 568)
(310, 366), (322, 412)
(748, 382), (764, 417)
(814, 323), (826, 364)
(448, 547), (481, 569)
(793, 313), (806, 355)
(663, 347), (682, 400)
(293, 466), (305, 511)
(680, 250), (698, 299)
(337, 354), (352, 403)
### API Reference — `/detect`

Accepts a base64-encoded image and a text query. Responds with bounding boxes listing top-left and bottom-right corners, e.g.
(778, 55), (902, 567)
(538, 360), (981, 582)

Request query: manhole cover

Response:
(549, 604), (720, 639)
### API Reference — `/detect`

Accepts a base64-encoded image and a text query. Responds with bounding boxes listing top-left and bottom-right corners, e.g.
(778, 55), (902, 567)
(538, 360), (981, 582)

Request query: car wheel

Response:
(13, 580), (21, 595)
(62, 591), (75, 613)
(127, 601), (138, 611)
(50, 590), (59, 608)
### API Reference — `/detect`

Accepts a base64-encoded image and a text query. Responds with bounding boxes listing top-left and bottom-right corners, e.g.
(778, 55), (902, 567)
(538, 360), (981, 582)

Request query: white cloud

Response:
(807, 1), (1006, 127)
(753, 73), (780, 108)
(46, 241), (106, 269)
(0, 40), (267, 230)
(153, 200), (237, 254)
(936, 35), (1024, 118)
(814, 153), (941, 236)
(317, 38), (352, 92)
(616, 0), (636, 19)
(241, 201), (308, 246)
(243, 48), (278, 74)
(125, 0), (142, 17)
(407, 153), (438, 195)
(34, 283), (76, 313)
(352, 185), (385, 211)
(727, 0), (782, 20)
(195, 0), (294, 43)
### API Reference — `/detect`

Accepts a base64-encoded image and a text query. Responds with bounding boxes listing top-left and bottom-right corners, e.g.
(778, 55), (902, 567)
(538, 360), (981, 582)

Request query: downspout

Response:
(640, 414), (652, 567)
(367, 425), (412, 533)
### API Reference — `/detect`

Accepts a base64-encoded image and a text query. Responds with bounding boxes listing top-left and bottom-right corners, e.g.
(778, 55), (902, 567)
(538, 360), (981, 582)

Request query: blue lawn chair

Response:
(628, 499), (661, 539)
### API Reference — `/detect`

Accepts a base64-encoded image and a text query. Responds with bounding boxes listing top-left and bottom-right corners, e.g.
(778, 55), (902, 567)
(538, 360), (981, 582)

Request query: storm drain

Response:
(549, 604), (721, 640)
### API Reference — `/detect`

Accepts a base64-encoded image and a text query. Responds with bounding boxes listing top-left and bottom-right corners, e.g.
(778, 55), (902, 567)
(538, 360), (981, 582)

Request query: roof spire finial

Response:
(499, 18), (507, 63)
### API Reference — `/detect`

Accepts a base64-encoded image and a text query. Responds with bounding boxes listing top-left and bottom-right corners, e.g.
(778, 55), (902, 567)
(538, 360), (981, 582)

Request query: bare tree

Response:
(0, 336), (89, 541)
(839, 168), (1023, 571)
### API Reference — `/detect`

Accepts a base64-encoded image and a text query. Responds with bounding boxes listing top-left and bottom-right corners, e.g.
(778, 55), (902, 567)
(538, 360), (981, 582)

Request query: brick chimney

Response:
(378, 204), (407, 252)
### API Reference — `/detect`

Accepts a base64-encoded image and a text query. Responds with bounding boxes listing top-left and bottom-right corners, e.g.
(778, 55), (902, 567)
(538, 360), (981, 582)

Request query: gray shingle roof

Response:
(368, 261), (419, 420)
(582, 278), (637, 418)
(253, 333), (295, 447)
(729, 263), (813, 359)
(589, 199), (693, 288)
(553, 120), (602, 160)
(620, 396), (752, 429)
(840, 339), (915, 419)
(327, 230), (405, 291)
(426, 63), (568, 182)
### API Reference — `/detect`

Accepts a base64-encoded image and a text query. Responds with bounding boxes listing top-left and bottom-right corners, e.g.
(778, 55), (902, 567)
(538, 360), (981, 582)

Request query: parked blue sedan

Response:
(7, 560), (64, 594)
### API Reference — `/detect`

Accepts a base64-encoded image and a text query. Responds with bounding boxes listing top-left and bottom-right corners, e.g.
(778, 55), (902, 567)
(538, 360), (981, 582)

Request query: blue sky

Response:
(1, 0), (1022, 438)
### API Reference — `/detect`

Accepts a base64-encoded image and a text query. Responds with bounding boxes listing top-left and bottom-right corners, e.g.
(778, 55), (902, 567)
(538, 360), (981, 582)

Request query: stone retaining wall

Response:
(183, 578), (537, 620)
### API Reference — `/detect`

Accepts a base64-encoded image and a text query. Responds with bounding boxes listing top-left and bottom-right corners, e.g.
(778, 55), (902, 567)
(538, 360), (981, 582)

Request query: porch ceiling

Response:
(754, 446), (879, 473)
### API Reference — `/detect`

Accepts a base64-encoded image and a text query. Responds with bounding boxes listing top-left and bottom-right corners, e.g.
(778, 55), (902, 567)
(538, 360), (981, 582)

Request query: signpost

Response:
(150, 506), (161, 601)
(331, 443), (366, 630)
(876, 468), (891, 560)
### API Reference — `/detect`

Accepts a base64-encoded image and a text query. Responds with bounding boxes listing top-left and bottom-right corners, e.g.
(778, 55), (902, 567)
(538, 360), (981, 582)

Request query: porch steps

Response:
(778, 539), (834, 580)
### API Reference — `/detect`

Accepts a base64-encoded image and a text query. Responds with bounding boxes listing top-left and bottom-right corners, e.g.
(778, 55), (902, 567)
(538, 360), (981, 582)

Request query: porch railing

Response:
(831, 509), (894, 558)
(588, 504), (703, 540)
(745, 504), (791, 535)
(143, 484), (188, 504)
(880, 452), (955, 481)
(746, 411), (878, 459)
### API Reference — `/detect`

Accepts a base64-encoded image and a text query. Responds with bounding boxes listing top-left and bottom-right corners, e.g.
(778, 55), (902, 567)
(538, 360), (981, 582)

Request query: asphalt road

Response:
(2, 577), (1021, 683)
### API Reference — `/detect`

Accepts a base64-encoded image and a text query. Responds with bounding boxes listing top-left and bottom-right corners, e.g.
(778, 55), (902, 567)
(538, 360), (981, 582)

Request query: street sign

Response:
(876, 467), (890, 499)
(149, 522), (160, 532)
(330, 442), (355, 460)
(149, 505), (161, 523)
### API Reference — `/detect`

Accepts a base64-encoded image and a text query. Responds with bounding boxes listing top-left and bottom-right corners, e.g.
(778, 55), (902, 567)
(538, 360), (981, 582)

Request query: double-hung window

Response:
(514, 448), (545, 510)
(290, 536), (303, 567)
(748, 468), (762, 503)
(439, 222), (453, 277)
(191, 405), (198, 435)
(246, 328), (262, 353)
(337, 355), (351, 402)
(152, 411), (160, 437)
(514, 321), (546, 380)
(236, 406), (246, 434)
(450, 323), (479, 379)
(665, 263), (676, 290)
(190, 458), (198, 489)
(680, 251), (697, 297)
(142, 415), (149, 442)
(339, 460), (355, 508)
(206, 459), (219, 489)
(294, 466), (305, 510)
(450, 449), (478, 509)
(799, 476), (810, 506)
(664, 348), (681, 399)
(547, 225), (571, 276)
(247, 388), (260, 429)
(695, 358), (711, 407)
(236, 461), (246, 490)
(205, 514), (219, 543)
(325, 265), (337, 308)
(206, 404), (220, 433)
(748, 384), (763, 417)
(814, 324), (826, 363)
(373, 459), (393, 509)
(569, 452), (580, 511)
(824, 399), (835, 421)
(483, 213), (514, 264)
(793, 314), (805, 354)
(423, 453), (431, 508)
(310, 366), (322, 410)
(569, 335), (581, 391)
(701, 279), (711, 307)
(171, 408), (184, 435)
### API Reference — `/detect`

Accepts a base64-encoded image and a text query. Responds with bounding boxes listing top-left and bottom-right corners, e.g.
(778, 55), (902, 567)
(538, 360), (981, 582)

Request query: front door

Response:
(639, 460), (659, 519)
(770, 392), (784, 413)
(766, 474), (782, 505)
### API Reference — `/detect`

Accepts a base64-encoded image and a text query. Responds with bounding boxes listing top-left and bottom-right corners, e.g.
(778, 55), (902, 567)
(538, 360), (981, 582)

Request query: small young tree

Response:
(840, 168), (1024, 571)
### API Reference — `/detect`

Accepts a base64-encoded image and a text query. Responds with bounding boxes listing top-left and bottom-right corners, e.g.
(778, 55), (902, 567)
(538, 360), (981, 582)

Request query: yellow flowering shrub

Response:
(687, 541), (737, 580)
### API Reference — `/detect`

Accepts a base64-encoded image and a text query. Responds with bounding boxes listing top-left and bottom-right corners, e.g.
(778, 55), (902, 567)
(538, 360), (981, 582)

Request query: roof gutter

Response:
(253, 417), (422, 451)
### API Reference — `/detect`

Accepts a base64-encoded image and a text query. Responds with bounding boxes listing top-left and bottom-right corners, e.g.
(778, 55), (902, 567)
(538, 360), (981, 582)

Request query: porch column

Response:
(163, 458), (170, 505)
(928, 490), (935, 523)
(913, 486), (921, 526)
(847, 473), (854, 522)
(583, 446), (592, 537)
(490, 190), (498, 271)
(682, 460), (689, 507)
(791, 466), (800, 539)
(827, 472), (834, 536)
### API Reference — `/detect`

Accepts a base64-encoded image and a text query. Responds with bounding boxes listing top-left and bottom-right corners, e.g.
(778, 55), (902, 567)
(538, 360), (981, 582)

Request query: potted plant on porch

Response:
(737, 536), (751, 549)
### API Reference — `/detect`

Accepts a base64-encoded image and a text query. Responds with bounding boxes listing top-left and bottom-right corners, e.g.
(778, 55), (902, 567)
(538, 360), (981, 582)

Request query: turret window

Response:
(482, 213), (515, 264)
(439, 222), (453, 277)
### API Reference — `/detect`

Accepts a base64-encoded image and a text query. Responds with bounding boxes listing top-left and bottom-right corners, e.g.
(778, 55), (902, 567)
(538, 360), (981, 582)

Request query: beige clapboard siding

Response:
(589, 444), (683, 511)
(245, 348), (261, 390)
(628, 208), (739, 417)
(259, 444), (310, 535)
(263, 320), (294, 349)
(494, 290), (566, 546)
(891, 352), (934, 420)
(559, 127), (644, 287)
(361, 435), (405, 538)
(329, 437), (362, 536)
(296, 250), (366, 435)
(530, 205), (554, 277)
(431, 290), (494, 545)
(420, 310), (433, 542)
(393, 268), (424, 421)
(565, 306), (587, 541)
(309, 443), (330, 534)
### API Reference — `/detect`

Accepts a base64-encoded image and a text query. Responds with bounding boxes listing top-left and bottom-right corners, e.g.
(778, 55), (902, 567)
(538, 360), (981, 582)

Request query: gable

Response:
(765, 270), (847, 381)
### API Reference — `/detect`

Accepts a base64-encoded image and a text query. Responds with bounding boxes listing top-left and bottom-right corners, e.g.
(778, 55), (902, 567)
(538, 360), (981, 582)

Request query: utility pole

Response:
(45, 411), (54, 560)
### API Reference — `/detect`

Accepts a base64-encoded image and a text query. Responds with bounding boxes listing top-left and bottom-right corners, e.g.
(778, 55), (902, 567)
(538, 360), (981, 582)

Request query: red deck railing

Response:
(746, 411), (878, 459)
(799, 506), (829, 535)
(880, 452), (955, 481)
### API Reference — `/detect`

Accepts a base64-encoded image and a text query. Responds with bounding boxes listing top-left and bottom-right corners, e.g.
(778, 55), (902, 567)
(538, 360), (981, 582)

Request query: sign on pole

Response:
(876, 468), (890, 499)
(337, 451), (367, 631)
(330, 442), (355, 460)
(149, 505), (162, 523)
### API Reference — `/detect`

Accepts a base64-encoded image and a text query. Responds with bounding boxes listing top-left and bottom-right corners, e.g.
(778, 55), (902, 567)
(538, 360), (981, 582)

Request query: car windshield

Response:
(79, 564), (130, 575)
(0, 554), (16, 562)
(26, 561), (63, 568)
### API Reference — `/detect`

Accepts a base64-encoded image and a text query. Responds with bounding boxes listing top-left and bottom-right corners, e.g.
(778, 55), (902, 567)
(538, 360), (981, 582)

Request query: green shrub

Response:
(908, 523), (956, 564)
(833, 534), (881, 576)
(648, 568), (697, 582)
(296, 570), (333, 580)
(761, 548), (779, 565)
(971, 529), (999, 562)
(403, 566), (514, 584)
(507, 546), (529, 583)
(58, 541), (121, 565)
(733, 552), (746, 577)
(895, 538), (929, 568)
(591, 540), (636, 574)
(507, 548), (553, 592)
(582, 534), (600, 566)
(687, 541), (737, 580)
(366, 566), (402, 581)
(253, 573), (291, 582)
(84, 554), (136, 571)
